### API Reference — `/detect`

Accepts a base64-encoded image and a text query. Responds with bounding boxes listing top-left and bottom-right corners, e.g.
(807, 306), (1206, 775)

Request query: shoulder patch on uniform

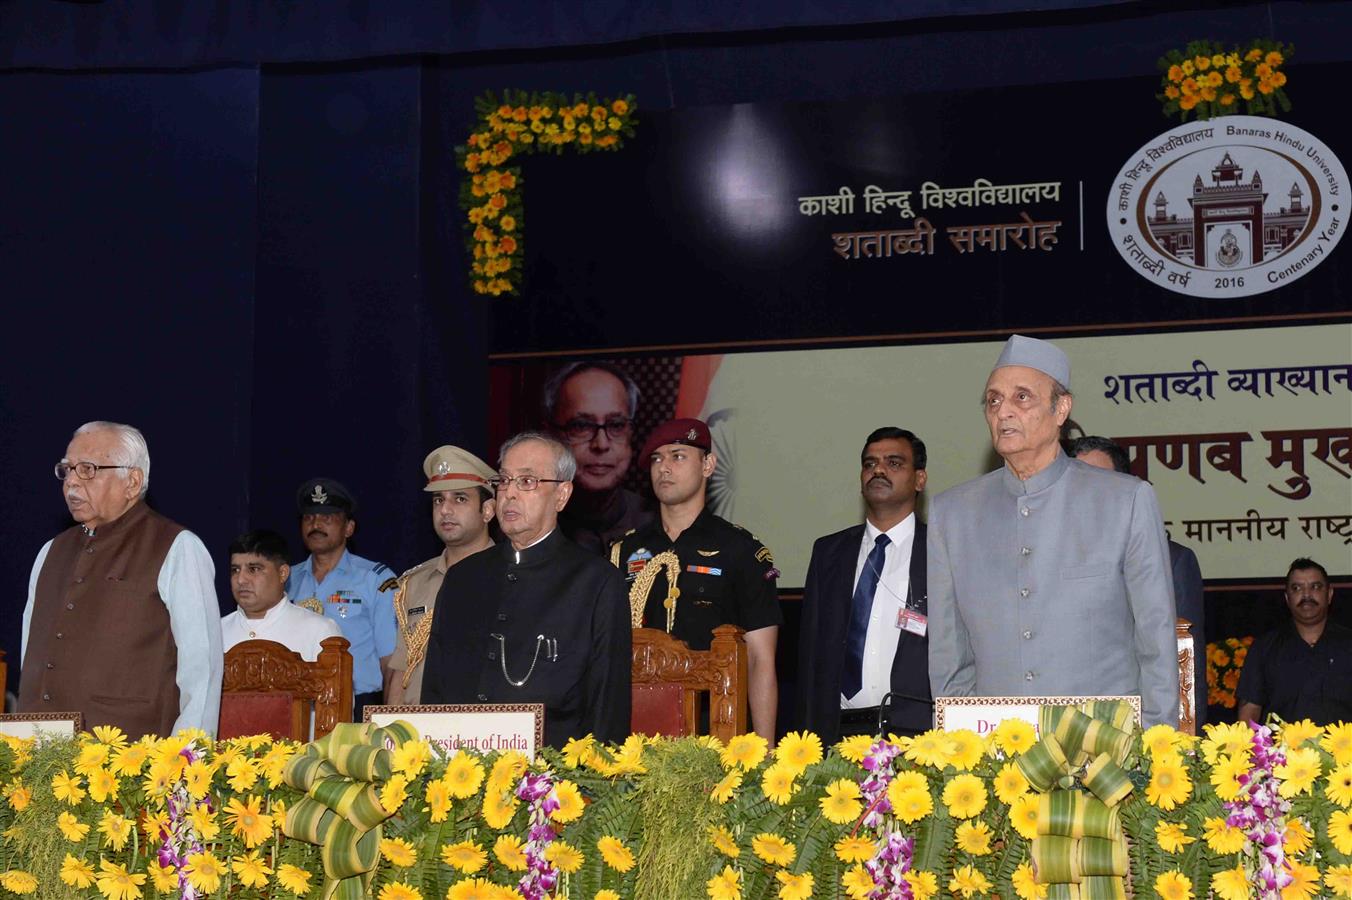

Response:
(622, 528), (637, 537)
(378, 576), (399, 593)
(755, 546), (775, 565)
(400, 560), (429, 578)
(373, 562), (392, 574)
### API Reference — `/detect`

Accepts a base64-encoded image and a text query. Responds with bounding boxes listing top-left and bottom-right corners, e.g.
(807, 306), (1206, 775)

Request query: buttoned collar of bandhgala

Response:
(505, 527), (563, 567)
(1000, 447), (1071, 497)
(238, 593), (293, 630)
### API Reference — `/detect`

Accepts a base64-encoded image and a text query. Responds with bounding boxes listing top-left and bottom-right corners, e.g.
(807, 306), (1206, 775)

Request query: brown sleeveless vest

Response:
(21, 501), (184, 737)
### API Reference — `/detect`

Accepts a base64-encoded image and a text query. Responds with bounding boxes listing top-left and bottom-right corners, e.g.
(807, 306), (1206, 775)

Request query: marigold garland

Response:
(1207, 635), (1253, 708)
(1157, 40), (1293, 122)
(457, 89), (638, 296)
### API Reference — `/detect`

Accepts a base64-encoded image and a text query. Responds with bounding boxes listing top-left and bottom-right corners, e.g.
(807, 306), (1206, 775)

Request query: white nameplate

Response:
(364, 704), (544, 760)
(933, 695), (1141, 734)
(0, 712), (82, 739)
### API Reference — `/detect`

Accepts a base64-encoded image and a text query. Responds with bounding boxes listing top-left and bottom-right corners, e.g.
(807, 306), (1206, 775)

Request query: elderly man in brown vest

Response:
(20, 421), (223, 738)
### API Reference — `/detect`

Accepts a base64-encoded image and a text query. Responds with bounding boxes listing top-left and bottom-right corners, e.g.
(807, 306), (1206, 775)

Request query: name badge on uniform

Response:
(898, 608), (927, 637)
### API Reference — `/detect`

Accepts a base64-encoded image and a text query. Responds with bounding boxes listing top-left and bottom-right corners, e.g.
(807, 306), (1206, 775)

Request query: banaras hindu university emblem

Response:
(1107, 115), (1345, 298)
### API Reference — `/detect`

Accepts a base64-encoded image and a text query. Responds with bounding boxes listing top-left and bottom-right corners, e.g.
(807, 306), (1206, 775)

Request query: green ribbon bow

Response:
(281, 720), (420, 900)
(1015, 703), (1137, 899)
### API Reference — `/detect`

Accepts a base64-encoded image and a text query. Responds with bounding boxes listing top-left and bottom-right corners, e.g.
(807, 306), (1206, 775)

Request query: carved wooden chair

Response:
(220, 636), (352, 742)
(631, 624), (747, 744)
(1177, 618), (1196, 736)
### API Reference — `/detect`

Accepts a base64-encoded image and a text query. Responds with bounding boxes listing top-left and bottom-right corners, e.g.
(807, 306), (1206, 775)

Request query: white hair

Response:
(74, 421), (151, 495)
(499, 431), (577, 481)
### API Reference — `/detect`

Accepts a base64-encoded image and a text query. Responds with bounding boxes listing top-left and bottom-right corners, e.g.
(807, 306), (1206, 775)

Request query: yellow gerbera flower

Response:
(3, 783), (29, 812)
(561, 735), (596, 768)
(224, 795), (274, 848)
(481, 786), (518, 829)
(441, 840), (488, 873)
(1010, 793), (1041, 839)
(775, 731), (823, 774)
(955, 819), (993, 855)
(945, 729), (984, 770)
(941, 773), (988, 818)
(93, 724), (129, 749)
(379, 883), (424, 900)
(775, 869), (813, 900)
(443, 750), (486, 799)
(950, 864), (993, 898)
(892, 786), (934, 823)
(0, 870), (36, 894)
(1156, 870), (1194, 900)
(1156, 820), (1197, 853)
(1323, 723), (1352, 766)
(445, 877), (498, 900)
(597, 835), (635, 872)
(546, 779), (584, 822)
(494, 834), (528, 871)
(834, 834), (875, 864)
(96, 859), (146, 900)
(1275, 747), (1321, 797)
(1012, 861), (1048, 899)
(60, 854), (96, 888)
(1283, 860), (1320, 900)
(390, 739), (431, 779)
(276, 863), (313, 896)
(1212, 864), (1251, 900)
(595, 891), (621, 900)
(1326, 864), (1352, 898)
(837, 734), (875, 764)
(1146, 754), (1192, 810)
(544, 840), (584, 873)
(380, 836), (418, 867)
(57, 811), (91, 842)
(904, 869), (940, 900)
(762, 763), (797, 805)
(1210, 753), (1251, 802)
(231, 851), (273, 889)
(186, 850), (226, 894)
(710, 825), (741, 858)
(707, 864), (741, 900)
(1328, 763), (1352, 808)
(843, 864), (874, 900)
(1329, 810), (1352, 855)
(225, 755), (260, 792)
(1201, 722), (1252, 763)
(100, 810), (134, 850)
(820, 778), (863, 824)
(752, 832), (796, 866)
(712, 769), (742, 804)
(52, 769), (86, 804)
(1203, 816), (1247, 855)
(1281, 719), (1322, 749)
(1142, 723), (1186, 757)
(1284, 818), (1313, 856)
(188, 804), (220, 841)
(148, 862), (178, 893)
(75, 740), (112, 775)
(380, 774), (410, 814)
(994, 718), (1037, 756)
(426, 777), (453, 823)
(993, 762), (1029, 805)
(905, 730), (955, 768)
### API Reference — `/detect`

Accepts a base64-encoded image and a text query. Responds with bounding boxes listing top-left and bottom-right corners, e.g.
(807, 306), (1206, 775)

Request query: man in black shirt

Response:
(611, 417), (783, 741)
(1238, 557), (1351, 726)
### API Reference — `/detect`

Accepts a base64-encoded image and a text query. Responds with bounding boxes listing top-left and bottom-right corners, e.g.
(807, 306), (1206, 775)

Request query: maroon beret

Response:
(641, 417), (712, 461)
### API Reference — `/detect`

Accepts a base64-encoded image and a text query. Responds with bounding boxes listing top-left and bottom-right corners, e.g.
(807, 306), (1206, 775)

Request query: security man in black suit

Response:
(797, 426), (930, 743)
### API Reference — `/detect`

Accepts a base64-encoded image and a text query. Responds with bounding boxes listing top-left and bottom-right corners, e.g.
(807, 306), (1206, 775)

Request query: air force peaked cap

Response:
(992, 334), (1071, 389)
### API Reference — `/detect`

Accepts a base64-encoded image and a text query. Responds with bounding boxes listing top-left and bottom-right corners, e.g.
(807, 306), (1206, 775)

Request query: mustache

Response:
(307, 529), (328, 537)
(867, 474), (892, 486)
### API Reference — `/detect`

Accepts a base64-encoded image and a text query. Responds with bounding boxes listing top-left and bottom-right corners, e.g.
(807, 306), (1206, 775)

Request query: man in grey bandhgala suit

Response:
(927, 335), (1180, 727)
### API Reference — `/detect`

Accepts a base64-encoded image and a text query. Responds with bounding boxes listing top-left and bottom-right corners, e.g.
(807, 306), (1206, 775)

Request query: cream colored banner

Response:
(696, 324), (1351, 586)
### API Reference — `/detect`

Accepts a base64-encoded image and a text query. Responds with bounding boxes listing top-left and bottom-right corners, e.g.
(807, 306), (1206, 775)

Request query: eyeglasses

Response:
(491, 475), (567, 492)
(55, 461), (132, 481)
(554, 417), (632, 444)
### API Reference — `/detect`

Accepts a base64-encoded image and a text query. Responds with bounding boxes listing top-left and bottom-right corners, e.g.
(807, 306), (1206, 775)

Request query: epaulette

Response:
(400, 560), (429, 579)
(378, 576), (399, 593)
(373, 562), (392, 574)
(621, 528), (636, 537)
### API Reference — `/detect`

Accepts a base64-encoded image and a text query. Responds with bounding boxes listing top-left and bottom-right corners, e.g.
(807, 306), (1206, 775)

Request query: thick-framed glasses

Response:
(554, 417), (632, 444)
(491, 475), (567, 492)
(55, 461), (131, 481)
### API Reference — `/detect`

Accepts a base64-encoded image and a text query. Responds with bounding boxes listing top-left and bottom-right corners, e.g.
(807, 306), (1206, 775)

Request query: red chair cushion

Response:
(631, 684), (688, 737)
(218, 691), (296, 741)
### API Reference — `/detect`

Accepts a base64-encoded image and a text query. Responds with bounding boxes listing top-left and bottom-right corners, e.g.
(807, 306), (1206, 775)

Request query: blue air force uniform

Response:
(287, 550), (398, 695)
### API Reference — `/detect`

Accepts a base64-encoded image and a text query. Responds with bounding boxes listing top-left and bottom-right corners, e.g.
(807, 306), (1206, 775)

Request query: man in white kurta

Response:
(222, 530), (340, 661)
(927, 335), (1179, 726)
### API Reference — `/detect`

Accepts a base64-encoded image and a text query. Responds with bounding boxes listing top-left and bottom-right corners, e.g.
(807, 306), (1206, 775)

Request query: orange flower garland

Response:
(458, 90), (638, 296)
(1157, 40), (1293, 122)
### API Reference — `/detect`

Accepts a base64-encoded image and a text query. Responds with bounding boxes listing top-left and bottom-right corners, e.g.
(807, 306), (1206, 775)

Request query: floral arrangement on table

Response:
(1156, 40), (1293, 122)
(1, 709), (1351, 899)
(457, 90), (638, 297)
(1206, 636), (1254, 709)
